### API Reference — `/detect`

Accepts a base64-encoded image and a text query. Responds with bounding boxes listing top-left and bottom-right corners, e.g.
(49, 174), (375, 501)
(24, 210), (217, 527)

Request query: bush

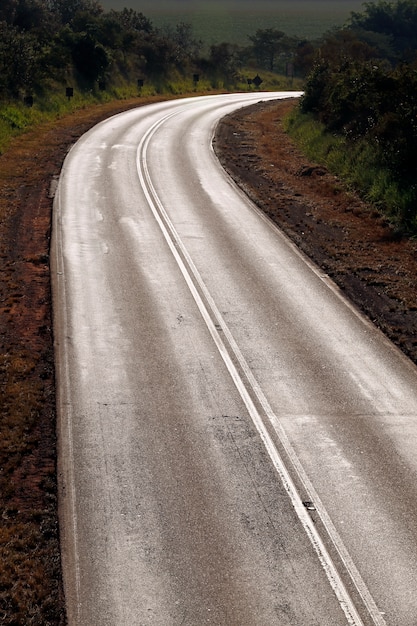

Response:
(285, 107), (417, 233)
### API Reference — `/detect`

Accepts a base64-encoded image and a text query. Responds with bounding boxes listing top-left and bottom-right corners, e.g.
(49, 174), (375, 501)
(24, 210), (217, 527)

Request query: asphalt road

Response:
(52, 93), (417, 626)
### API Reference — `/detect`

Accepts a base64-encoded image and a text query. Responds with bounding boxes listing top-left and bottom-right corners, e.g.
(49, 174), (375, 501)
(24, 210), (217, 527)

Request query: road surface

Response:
(52, 93), (417, 625)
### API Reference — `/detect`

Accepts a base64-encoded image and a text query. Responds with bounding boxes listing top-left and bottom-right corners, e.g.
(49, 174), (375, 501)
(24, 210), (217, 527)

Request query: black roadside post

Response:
(252, 74), (263, 89)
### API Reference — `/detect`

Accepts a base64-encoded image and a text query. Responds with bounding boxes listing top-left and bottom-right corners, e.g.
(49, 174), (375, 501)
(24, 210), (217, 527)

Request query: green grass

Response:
(102, 0), (365, 45)
(0, 79), (187, 153)
(284, 107), (417, 233)
(0, 72), (302, 155)
(0, 104), (47, 153)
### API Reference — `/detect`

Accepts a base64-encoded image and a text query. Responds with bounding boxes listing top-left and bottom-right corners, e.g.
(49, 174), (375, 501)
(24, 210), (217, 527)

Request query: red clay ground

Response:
(0, 95), (416, 623)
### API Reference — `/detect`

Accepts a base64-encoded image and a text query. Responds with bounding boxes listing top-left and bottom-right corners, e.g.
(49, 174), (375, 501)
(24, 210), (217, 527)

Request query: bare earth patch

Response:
(0, 95), (416, 623)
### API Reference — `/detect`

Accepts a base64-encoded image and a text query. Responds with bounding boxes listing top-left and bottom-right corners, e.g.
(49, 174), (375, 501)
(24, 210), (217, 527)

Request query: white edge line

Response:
(51, 174), (82, 623)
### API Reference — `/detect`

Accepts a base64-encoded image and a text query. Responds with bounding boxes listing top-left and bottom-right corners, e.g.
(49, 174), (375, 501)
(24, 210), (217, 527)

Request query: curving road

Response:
(52, 93), (417, 626)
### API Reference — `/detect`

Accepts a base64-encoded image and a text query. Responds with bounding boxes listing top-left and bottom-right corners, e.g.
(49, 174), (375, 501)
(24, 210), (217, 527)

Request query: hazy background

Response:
(98, 1), (366, 43)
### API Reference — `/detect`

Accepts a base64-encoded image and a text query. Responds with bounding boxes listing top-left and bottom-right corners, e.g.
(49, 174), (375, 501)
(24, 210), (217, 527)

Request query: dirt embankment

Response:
(0, 95), (416, 623)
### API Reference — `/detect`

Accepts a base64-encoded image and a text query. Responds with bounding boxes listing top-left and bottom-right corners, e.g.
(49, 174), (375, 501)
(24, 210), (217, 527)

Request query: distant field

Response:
(100, 0), (365, 44)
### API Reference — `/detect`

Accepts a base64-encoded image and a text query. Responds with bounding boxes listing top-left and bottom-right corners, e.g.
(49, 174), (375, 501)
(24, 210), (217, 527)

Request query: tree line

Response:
(0, 0), (199, 96)
(0, 0), (379, 99)
(3, 0), (415, 101)
(0, 0), (300, 98)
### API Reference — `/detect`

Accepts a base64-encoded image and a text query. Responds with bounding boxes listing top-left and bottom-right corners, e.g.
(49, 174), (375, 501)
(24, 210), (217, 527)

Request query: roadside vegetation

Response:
(286, 0), (417, 234)
(2, 0), (416, 236)
(1, 0), (417, 623)
(0, 0), (306, 153)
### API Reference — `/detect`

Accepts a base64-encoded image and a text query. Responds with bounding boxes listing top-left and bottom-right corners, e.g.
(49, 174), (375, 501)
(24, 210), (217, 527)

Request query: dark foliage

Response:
(0, 0), (201, 95)
(301, 0), (417, 229)
(349, 0), (417, 62)
(0, 0), (310, 98)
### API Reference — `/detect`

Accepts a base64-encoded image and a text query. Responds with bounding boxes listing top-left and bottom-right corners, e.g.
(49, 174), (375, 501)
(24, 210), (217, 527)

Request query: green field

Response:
(101, 0), (365, 44)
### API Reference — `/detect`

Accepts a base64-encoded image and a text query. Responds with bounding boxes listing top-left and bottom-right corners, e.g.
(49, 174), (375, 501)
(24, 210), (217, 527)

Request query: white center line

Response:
(136, 101), (387, 626)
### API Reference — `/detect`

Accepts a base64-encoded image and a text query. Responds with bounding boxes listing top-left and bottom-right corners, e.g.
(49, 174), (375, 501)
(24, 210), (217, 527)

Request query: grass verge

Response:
(284, 107), (417, 234)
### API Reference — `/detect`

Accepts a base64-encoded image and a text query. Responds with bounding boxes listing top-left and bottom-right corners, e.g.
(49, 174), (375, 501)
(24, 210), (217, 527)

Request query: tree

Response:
(293, 40), (315, 77)
(317, 28), (380, 67)
(156, 21), (201, 71)
(204, 42), (242, 83)
(170, 22), (202, 65)
(349, 0), (417, 62)
(372, 64), (417, 181)
(0, 0), (18, 24)
(0, 22), (42, 96)
(71, 32), (109, 82)
(107, 8), (152, 35)
(138, 31), (176, 78)
(248, 28), (290, 71)
(15, 0), (42, 29)
(97, 9), (153, 67)
(46, 0), (102, 25)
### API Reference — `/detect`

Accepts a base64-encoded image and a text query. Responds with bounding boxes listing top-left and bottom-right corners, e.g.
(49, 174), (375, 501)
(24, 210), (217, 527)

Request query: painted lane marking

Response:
(136, 97), (387, 626)
(52, 180), (82, 623)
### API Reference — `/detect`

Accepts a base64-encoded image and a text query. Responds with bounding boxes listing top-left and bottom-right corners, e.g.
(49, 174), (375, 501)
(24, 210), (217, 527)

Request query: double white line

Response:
(137, 102), (387, 626)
